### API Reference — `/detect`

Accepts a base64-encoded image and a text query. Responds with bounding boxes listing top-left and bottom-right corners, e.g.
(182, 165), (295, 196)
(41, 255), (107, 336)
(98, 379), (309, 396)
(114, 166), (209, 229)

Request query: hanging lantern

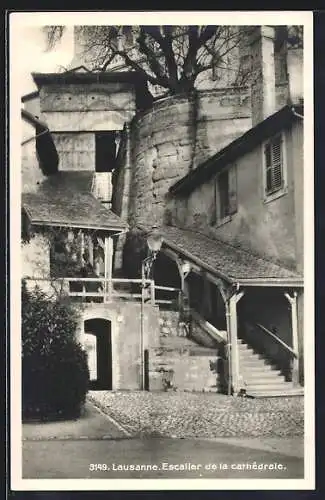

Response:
(146, 225), (163, 255)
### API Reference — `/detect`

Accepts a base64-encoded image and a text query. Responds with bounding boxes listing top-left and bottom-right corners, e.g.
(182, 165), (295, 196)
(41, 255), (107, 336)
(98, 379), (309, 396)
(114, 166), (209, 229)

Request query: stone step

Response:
(237, 342), (254, 350)
(242, 370), (284, 380)
(246, 387), (304, 398)
(240, 362), (278, 372)
(238, 349), (266, 359)
(240, 358), (271, 366)
(244, 382), (294, 391)
(244, 375), (286, 385)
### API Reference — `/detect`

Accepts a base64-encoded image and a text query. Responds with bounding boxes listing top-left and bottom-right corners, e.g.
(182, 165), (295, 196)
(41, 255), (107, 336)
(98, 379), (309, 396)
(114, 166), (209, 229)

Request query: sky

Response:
(15, 25), (74, 96)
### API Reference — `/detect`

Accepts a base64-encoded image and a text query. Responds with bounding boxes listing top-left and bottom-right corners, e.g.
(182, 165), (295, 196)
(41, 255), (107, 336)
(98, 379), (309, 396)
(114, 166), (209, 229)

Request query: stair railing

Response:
(254, 323), (298, 358)
(252, 322), (299, 382)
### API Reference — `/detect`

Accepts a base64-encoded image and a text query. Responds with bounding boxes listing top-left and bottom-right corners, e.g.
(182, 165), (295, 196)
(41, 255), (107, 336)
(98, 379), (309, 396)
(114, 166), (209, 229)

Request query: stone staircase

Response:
(149, 309), (221, 392)
(150, 309), (303, 397)
(238, 339), (304, 398)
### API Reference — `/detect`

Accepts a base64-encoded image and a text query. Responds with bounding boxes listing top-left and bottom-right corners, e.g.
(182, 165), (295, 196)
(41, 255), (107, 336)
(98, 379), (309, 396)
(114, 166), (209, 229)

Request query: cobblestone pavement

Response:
(88, 391), (304, 439)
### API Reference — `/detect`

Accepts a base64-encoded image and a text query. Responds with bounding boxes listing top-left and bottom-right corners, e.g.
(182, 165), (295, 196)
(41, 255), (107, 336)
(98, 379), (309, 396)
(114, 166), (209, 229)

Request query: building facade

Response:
(21, 25), (304, 396)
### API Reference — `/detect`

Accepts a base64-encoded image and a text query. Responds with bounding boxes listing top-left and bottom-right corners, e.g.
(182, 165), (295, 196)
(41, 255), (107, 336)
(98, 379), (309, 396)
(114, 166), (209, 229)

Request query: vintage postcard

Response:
(9, 10), (314, 491)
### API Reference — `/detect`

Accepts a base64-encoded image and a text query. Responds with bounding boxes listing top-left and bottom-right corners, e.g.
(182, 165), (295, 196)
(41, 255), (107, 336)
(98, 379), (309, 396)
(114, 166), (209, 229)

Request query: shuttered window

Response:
(264, 134), (284, 195)
(216, 165), (237, 222)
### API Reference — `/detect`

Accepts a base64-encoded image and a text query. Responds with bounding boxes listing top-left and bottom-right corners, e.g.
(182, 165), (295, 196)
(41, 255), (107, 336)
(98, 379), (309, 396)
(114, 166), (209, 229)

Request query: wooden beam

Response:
(228, 291), (245, 395)
(284, 291), (300, 386)
(104, 236), (113, 301)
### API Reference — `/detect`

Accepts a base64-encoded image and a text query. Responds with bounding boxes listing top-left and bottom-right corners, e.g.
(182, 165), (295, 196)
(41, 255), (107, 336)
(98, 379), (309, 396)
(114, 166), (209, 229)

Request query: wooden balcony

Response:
(23, 277), (180, 307)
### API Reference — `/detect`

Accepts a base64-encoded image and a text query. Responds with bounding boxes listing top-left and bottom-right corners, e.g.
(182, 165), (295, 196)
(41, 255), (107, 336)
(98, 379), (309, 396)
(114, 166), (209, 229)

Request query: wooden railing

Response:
(254, 322), (298, 358)
(23, 277), (180, 307)
(191, 309), (227, 344)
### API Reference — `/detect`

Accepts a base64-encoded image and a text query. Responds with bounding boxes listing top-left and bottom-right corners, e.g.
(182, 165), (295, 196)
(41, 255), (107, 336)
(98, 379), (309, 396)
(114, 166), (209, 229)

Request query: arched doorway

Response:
(153, 252), (181, 302)
(83, 318), (112, 390)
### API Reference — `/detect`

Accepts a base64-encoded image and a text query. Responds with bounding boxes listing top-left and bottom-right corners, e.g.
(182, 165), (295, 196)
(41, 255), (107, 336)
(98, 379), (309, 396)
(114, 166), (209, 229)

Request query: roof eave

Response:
(21, 90), (40, 103)
(25, 219), (128, 233)
(21, 109), (48, 131)
(236, 277), (303, 287)
(32, 71), (147, 88)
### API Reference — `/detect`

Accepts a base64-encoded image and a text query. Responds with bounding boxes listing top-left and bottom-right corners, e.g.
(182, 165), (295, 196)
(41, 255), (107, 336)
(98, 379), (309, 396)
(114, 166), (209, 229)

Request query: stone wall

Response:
(119, 88), (252, 228)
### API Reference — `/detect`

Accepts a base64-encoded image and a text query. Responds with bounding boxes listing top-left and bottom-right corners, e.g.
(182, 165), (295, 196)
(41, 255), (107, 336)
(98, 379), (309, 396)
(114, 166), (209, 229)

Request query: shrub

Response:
(22, 280), (89, 420)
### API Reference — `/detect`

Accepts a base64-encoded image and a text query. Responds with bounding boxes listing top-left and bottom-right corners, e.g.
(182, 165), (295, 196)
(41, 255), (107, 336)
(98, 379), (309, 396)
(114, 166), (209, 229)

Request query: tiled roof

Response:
(158, 225), (302, 284)
(22, 171), (127, 231)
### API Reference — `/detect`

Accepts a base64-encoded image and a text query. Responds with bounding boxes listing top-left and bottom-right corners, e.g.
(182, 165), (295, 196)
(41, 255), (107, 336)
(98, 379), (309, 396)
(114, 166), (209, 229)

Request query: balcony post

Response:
(104, 236), (113, 302)
(80, 230), (85, 264)
(150, 279), (155, 305)
(284, 291), (299, 386)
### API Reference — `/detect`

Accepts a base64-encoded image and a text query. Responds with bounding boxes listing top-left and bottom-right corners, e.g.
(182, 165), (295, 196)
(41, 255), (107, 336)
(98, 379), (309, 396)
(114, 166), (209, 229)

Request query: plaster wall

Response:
(172, 122), (302, 270)
(39, 83), (136, 132)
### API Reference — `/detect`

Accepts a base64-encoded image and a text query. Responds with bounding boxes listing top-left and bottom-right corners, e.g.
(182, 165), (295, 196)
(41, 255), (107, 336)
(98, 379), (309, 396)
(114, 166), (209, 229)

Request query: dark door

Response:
(95, 132), (116, 173)
(84, 318), (112, 390)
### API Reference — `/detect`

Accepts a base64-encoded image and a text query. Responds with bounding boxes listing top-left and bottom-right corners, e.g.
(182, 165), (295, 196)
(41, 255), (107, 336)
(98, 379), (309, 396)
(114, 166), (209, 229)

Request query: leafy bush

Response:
(22, 280), (89, 420)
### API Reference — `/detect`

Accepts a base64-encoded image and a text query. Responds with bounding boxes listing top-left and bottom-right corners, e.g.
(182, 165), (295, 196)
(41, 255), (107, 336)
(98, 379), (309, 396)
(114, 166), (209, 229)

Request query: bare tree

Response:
(43, 25), (253, 98)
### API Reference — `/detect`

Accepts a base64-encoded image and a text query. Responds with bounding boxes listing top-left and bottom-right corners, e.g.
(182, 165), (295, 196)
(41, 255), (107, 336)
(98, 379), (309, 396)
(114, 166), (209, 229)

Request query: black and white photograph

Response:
(9, 11), (314, 491)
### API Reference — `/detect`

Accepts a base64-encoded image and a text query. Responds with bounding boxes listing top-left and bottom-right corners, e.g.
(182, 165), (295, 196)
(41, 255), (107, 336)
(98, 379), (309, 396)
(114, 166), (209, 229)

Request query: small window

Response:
(218, 170), (230, 219)
(213, 165), (237, 224)
(264, 134), (284, 196)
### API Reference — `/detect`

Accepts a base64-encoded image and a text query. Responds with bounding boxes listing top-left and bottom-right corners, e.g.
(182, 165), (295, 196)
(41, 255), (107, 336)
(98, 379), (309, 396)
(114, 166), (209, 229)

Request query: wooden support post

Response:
(140, 262), (145, 390)
(80, 230), (85, 264)
(144, 349), (149, 391)
(228, 291), (245, 396)
(284, 291), (300, 386)
(224, 300), (232, 395)
(104, 236), (113, 302)
(150, 280), (155, 305)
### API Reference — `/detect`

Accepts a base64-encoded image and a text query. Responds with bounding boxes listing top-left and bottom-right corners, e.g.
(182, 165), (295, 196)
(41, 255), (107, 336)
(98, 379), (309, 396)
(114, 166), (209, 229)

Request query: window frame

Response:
(213, 163), (238, 227)
(262, 131), (288, 203)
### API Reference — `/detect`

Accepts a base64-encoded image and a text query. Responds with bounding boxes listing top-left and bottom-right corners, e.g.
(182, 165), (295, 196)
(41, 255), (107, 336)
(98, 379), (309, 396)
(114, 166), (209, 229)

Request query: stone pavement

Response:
(88, 390), (304, 439)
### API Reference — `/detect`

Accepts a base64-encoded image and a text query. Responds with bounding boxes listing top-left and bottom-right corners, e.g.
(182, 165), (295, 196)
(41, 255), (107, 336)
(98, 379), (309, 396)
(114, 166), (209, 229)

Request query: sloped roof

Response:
(21, 109), (48, 131)
(32, 70), (148, 86)
(157, 225), (302, 285)
(170, 104), (304, 195)
(21, 90), (40, 103)
(22, 171), (127, 231)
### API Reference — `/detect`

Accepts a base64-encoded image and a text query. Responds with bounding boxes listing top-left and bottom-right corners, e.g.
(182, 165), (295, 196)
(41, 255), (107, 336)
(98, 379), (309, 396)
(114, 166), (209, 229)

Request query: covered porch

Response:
(150, 225), (304, 397)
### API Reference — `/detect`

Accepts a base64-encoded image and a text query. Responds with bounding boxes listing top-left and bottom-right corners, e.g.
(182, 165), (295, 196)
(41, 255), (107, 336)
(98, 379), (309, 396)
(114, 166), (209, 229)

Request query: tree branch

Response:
(162, 26), (179, 85)
(137, 28), (171, 88)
